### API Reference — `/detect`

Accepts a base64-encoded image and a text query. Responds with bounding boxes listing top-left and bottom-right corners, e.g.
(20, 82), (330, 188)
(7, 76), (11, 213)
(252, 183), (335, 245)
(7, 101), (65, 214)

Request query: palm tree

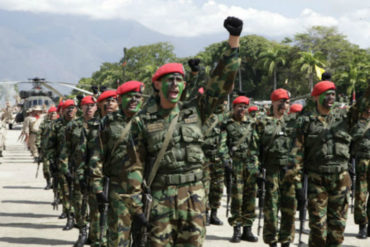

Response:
(295, 51), (325, 91)
(259, 45), (286, 90)
(337, 62), (368, 96)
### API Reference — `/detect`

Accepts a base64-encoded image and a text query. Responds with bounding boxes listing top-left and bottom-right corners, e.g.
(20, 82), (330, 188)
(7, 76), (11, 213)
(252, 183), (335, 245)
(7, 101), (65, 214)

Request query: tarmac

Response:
(0, 127), (368, 247)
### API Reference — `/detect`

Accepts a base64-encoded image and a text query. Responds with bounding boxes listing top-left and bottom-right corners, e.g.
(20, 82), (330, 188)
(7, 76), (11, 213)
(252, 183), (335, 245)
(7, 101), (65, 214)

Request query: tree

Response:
(294, 51), (325, 91)
(258, 44), (287, 90)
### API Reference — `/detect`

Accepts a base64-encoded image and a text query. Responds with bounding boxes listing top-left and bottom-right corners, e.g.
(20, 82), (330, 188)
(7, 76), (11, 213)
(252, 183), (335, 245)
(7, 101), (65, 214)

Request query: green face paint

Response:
(121, 92), (143, 113)
(160, 73), (185, 103)
(319, 90), (335, 108)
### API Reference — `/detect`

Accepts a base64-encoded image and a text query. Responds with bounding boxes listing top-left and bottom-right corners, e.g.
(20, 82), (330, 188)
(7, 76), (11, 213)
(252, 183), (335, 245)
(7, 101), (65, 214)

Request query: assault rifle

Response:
(350, 158), (356, 214)
(35, 157), (40, 178)
(51, 162), (59, 210)
(298, 174), (308, 246)
(257, 168), (266, 236)
(99, 176), (109, 247)
(224, 159), (233, 218)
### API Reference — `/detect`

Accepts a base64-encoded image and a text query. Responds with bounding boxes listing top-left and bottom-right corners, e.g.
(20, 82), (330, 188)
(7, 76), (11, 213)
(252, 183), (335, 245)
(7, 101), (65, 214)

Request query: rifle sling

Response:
(147, 114), (179, 187)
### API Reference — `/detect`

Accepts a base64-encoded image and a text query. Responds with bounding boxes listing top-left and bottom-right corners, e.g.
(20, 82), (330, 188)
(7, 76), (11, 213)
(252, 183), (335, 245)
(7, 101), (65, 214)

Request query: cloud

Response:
(0, 0), (368, 48)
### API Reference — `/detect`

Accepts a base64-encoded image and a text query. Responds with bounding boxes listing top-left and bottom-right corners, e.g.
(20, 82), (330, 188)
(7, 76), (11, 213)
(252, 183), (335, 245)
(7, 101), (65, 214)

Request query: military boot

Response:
(210, 209), (223, 225)
(44, 179), (51, 190)
(281, 242), (290, 247)
(74, 225), (88, 247)
(240, 226), (258, 242)
(58, 212), (67, 219)
(269, 243), (277, 247)
(63, 214), (74, 230)
(230, 225), (241, 243)
(368, 224), (370, 237)
(0, 150), (3, 157)
(205, 210), (210, 226)
(357, 224), (367, 239)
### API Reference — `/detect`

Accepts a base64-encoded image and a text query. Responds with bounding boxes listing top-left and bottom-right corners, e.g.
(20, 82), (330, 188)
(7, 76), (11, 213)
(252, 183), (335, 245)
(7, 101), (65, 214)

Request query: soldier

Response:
(90, 81), (144, 247)
(351, 101), (370, 238)
(130, 16), (242, 247)
(260, 89), (298, 247)
(248, 105), (258, 119)
(293, 81), (352, 247)
(87, 89), (119, 247)
(0, 117), (5, 158)
(38, 106), (59, 189)
(288, 103), (303, 115)
(25, 106), (44, 161)
(47, 99), (78, 230)
(223, 96), (259, 243)
(204, 101), (228, 226)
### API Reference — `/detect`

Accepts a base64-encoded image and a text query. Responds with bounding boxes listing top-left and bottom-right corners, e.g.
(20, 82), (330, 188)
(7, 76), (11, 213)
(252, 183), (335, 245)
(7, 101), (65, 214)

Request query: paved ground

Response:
(0, 127), (367, 246)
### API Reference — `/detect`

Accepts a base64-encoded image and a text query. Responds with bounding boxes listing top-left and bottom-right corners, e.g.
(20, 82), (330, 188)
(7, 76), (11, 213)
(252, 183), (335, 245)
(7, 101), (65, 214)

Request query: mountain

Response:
(0, 9), (226, 86)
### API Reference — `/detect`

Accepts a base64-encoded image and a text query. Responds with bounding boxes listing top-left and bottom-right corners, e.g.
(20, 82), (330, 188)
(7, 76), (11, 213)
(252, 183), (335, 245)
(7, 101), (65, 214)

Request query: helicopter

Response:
(3, 77), (93, 123)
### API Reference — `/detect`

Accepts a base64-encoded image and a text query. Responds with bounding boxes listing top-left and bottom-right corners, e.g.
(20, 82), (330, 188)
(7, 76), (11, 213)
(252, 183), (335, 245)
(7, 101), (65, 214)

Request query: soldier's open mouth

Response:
(168, 89), (179, 99)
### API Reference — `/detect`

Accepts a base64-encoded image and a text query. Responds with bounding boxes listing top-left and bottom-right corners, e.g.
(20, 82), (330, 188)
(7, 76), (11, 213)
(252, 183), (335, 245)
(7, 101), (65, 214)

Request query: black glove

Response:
(65, 172), (73, 183)
(50, 162), (58, 173)
(224, 16), (243, 36)
(188, 58), (201, 72)
(76, 94), (84, 102)
(96, 192), (108, 204)
(133, 213), (149, 227)
(100, 86), (107, 93)
(91, 85), (99, 94)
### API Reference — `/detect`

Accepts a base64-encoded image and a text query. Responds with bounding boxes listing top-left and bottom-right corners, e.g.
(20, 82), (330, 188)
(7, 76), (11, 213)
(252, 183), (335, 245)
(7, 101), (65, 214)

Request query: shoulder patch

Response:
(184, 115), (198, 124)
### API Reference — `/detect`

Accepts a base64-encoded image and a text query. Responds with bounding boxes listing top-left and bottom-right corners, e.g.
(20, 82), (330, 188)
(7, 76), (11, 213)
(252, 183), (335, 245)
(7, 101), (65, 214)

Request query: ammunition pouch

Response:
(153, 170), (203, 186)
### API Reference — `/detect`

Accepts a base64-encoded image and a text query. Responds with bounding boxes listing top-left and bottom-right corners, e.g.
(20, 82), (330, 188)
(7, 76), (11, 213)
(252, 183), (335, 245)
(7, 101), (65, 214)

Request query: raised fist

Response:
(224, 16), (243, 36)
(91, 85), (99, 95)
(188, 58), (201, 72)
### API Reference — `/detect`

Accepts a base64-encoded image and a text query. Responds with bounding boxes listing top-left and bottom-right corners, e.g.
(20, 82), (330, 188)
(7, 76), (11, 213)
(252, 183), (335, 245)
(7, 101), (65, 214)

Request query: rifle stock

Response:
(257, 168), (266, 236)
(350, 158), (356, 214)
(99, 177), (109, 247)
(298, 174), (308, 246)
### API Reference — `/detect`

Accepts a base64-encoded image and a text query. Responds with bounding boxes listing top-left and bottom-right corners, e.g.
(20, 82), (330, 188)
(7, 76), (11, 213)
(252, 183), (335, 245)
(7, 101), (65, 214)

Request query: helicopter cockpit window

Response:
(33, 100), (37, 106)
(45, 100), (49, 106)
(38, 99), (42, 105)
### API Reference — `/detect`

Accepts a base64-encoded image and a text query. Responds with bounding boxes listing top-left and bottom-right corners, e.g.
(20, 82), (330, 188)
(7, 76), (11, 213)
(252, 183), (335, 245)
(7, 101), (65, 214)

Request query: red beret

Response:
(198, 87), (204, 95)
(289, 104), (303, 114)
(233, 96), (250, 105)
(62, 99), (76, 109)
(311, 81), (336, 96)
(97, 90), (117, 102)
(57, 101), (64, 112)
(270, 88), (290, 101)
(116, 81), (144, 95)
(81, 96), (95, 105)
(48, 106), (57, 113)
(248, 106), (258, 113)
(152, 63), (185, 82)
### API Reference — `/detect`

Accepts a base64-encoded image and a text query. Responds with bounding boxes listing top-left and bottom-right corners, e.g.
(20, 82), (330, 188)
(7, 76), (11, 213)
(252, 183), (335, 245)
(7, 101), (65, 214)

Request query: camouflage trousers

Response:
(203, 163), (211, 210)
(354, 158), (370, 225)
(307, 170), (351, 247)
(88, 193), (107, 247)
(209, 160), (224, 210)
(107, 183), (132, 247)
(71, 180), (88, 228)
(263, 168), (296, 244)
(59, 173), (73, 214)
(42, 159), (51, 181)
(228, 160), (258, 227)
(149, 180), (206, 247)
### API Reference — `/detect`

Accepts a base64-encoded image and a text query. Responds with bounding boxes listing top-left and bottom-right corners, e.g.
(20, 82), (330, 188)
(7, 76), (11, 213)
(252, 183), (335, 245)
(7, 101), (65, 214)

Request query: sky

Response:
(0, 0), (369, 48)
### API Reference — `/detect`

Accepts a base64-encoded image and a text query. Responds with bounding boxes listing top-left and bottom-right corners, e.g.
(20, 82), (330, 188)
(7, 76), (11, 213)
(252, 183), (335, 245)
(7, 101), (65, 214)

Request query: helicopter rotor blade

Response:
(39, 82), (64, 97)
(51, 82), (93, 95)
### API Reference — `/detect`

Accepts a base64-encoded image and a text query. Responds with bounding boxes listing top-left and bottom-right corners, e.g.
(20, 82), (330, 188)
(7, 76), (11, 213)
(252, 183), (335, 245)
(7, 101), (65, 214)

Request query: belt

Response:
(154, 170), (203, 185)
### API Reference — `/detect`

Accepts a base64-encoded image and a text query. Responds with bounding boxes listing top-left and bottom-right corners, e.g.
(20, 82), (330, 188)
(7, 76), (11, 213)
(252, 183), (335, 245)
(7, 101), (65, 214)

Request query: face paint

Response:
(160, 73), (185, 103)
(319, 90), (336, 109)
(121, 92), (143, 113)
(233, 104), (248, 120)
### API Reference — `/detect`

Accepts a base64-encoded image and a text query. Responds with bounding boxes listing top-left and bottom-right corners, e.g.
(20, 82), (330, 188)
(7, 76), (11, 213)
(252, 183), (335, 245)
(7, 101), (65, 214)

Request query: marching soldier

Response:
(293, 81), (352, 247)
(38, 106), (59, 189)
(260, 89), (299, 247)
(224, 96), (259, 243)
(90, 81), (144, 247)
(47, 99), (77, 230)
(130, 16), (242, 247)
(87, 89), (119, 247)
(351, 100), (370, 238)
(25, 106), (44, 162)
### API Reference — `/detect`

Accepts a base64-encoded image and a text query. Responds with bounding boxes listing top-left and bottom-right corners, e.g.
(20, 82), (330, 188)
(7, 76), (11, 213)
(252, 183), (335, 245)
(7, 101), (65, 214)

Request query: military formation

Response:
(3, 16), (369, 247)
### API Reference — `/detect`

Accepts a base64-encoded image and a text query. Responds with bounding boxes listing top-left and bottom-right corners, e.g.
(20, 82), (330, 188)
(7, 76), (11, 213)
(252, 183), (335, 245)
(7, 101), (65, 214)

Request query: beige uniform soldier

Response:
(24, 106), (44, 161)
(0, 117), (6, 157)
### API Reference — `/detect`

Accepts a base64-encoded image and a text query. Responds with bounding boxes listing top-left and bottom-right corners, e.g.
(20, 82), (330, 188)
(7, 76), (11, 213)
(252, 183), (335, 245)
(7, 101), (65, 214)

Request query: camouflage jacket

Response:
(38, 118), (51, 156)
(223, 116), (259, 167)
(131, 45), (240, 189)
(88, 112), (143, 215)
(350, 118), (370, 159)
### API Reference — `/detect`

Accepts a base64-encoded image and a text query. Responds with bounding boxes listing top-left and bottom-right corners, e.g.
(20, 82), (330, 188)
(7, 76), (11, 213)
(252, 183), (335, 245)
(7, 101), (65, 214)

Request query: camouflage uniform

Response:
(224, 116), (259, 227)
(351, 118), (370, 227)
(47, 117), (74, 218)
(87, 117), (108, 247)
(38, 118), (52, 184)
(60, 117), (89, 230)
(260, 115), (298, 245)
(89, 111), (142, 247)
(293, 108), (352, 247)
(131, 46), (240, 247)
